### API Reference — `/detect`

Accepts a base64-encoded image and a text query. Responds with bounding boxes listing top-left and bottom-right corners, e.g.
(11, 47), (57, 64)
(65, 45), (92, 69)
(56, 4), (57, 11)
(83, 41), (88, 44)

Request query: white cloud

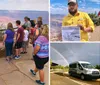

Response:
(0, 0), (49, 11)
(79, 7), (100, 13)
(50, 3), (100, 14)
(90, 0), (100, 3)
(50, 4), (68, 14)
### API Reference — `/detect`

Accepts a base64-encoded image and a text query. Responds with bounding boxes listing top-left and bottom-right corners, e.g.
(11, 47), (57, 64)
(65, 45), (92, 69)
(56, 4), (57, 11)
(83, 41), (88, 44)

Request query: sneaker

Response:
(36, 80), (45, 85)
(30, 69), (36, 76)
(14, 56), (21, 60)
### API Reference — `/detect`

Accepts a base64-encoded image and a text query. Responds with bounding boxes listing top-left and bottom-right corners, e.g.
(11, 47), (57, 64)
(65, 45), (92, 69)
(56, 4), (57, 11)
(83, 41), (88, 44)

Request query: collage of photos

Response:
(50, 0), (100, 85)
(0, 0), (100, 85)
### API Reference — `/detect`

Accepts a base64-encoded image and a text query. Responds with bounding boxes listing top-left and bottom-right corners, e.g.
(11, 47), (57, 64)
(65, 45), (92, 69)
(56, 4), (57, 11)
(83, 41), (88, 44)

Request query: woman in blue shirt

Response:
(3, 22), (15, 61)
(30, 24), (49, 85)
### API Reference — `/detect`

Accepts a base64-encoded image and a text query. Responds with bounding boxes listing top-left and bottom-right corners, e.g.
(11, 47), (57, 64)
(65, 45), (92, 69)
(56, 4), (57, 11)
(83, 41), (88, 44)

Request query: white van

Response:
(69, 61), (100, 80)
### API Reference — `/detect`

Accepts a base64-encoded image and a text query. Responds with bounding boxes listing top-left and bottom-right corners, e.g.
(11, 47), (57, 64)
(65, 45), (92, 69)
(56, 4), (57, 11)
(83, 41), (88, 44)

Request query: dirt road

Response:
(51, 73), (100, 85)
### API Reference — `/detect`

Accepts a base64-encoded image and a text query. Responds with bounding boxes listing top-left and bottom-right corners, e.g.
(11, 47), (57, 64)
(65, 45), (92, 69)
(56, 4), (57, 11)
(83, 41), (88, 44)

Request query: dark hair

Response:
(30, 20), (35, 28)
(37, 21), (43, 28)
(37, 17), (42, 21)
(24, 16), (29, 20)
(22, 25), (26, 29)
(16, 20), (21, 25)
(28, 18), (30, 21)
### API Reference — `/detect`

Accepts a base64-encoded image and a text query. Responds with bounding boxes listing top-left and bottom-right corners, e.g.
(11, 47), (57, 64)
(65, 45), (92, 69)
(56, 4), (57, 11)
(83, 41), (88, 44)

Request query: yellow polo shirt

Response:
(62, 11), (94, 41)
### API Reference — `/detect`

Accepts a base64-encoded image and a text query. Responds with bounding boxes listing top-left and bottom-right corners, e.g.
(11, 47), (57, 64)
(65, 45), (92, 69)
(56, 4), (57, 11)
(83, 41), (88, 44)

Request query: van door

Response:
(70, 63), (77, 76)
(77, 63), (83, 76)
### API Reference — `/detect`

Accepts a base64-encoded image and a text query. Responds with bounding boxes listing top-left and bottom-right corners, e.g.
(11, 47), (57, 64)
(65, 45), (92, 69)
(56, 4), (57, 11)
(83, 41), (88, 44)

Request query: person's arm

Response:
(33, 36), (41, 56)
(35, 29), (39, 36)
(84, 13), (94, 32)
(79, 13), (94, 32)
(3, 34), (7, 45)
(33, 29), (39, 42)
(14, 32), (16, 42)
(33, 45), (40, 55)
(16, 33), (20, 41)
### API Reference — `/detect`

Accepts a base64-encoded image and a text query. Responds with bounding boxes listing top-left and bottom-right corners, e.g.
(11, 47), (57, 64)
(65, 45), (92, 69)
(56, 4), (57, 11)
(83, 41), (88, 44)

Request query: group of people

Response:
(2, 16), (49, 85)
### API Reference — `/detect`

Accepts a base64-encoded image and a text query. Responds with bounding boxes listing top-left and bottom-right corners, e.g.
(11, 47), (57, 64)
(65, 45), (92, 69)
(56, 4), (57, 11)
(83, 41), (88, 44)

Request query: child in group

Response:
(21, 25), (29, 54)
(14, 20), (24, 59)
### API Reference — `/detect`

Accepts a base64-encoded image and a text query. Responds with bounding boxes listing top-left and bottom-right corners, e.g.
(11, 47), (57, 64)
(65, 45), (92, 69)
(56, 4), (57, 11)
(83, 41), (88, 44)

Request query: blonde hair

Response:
(41, 24), (49, 39)
(7, 22), (14, 31)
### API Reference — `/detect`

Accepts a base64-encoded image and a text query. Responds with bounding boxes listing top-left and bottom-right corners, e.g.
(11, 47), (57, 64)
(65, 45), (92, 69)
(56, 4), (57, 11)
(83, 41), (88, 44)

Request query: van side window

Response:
(70, 63), (77, 68)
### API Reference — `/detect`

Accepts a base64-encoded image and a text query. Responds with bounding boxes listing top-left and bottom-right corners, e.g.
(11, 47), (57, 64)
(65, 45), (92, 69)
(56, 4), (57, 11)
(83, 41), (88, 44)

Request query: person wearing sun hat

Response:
(62, 0), (94, 41)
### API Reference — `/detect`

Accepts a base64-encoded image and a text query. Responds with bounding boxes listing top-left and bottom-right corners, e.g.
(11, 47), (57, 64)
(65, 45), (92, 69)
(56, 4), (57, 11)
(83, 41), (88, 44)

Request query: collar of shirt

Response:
(68, 11), (80, 17)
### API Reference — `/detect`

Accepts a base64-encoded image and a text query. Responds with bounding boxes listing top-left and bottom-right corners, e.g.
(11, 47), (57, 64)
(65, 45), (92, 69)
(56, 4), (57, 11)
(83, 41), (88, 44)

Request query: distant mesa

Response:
(0, 16), (15, 29)
(0, 16), (14, 23)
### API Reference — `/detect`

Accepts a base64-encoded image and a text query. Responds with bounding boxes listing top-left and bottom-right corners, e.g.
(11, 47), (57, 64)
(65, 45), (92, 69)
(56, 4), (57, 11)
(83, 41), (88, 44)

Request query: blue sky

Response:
(0, 0), (48, 11)
(50, 0), (100, 14)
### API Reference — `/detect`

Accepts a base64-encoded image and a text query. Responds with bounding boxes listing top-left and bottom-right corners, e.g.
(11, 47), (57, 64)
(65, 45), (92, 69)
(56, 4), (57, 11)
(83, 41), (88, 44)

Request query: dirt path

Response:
(89, 26), (100, 41)
(0, 44), (49, 85)
(51, 72), (100, 85)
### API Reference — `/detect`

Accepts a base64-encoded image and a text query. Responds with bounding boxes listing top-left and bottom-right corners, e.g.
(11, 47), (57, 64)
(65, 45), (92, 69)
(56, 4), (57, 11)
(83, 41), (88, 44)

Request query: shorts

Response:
(33, 55), (49, 70)
(22, 41), (28, 48)
(15, 42), (23, 49)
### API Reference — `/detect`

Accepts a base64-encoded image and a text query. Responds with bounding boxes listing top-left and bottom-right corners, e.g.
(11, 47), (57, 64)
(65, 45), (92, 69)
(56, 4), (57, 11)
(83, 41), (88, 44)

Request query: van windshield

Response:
(81, 63), (94, 69)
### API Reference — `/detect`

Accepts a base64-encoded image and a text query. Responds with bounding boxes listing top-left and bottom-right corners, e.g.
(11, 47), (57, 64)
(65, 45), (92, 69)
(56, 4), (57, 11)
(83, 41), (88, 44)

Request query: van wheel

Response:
(81, 74), (85, 80)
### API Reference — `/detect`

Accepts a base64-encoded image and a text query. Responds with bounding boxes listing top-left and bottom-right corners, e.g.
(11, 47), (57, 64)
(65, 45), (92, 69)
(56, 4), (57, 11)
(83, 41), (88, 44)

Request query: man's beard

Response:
(69, 9), (77, 16)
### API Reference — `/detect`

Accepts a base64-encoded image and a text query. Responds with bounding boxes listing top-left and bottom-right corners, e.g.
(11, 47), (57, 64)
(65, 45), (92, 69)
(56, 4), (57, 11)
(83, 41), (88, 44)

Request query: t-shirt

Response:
(23, 30), (29, 41)
(30, 27), (36, 35)
(24, 21), (31, 28)
(34, 36), (49, 58)
(5, 29), (15, 43)
(17, 27), (24, 42)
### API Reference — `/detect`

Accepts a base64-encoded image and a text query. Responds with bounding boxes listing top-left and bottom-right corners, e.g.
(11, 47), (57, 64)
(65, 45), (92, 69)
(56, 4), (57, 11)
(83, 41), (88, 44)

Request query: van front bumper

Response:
(85, 74), (100, 79)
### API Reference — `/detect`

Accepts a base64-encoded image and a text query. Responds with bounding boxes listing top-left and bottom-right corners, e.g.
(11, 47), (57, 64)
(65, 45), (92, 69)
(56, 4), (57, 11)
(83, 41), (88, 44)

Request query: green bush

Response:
(88, 13), (100, 26)
(51, 65), (69, 72)
(95, 65), (100, 69)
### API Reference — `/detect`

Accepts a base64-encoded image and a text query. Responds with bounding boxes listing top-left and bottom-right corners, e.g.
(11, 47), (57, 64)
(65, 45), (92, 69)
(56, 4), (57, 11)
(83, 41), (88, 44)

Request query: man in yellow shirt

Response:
(62, 0), (94, 41)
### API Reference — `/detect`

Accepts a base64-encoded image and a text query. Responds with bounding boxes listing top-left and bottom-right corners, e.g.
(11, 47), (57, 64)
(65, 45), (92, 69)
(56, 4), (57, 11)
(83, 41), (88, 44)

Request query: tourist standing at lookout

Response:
(21, 25), (29, 54)
(14, 20), (24, 59)
(3, 22), (15, 61)
(24, 16), (31, 47)
(32, 17), (43, 47)
(24, 16), (31, 31)
(30, 24), (49, 85)
(29, 20), (36, 43)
